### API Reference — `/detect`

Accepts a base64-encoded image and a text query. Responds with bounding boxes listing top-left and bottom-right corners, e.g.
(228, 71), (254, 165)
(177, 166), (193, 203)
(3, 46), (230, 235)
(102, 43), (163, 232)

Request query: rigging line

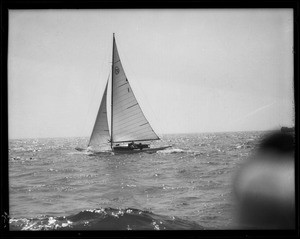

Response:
(230, 101), (277, 126)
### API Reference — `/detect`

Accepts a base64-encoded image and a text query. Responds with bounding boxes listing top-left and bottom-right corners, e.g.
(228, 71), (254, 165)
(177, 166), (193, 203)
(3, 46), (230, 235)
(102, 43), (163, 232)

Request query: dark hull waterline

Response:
(112, 146), (171, 154)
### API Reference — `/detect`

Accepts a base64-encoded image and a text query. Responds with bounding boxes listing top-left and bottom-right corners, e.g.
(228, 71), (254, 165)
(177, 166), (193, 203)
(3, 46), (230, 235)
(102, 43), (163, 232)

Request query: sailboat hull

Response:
(112, 146), (171, 154)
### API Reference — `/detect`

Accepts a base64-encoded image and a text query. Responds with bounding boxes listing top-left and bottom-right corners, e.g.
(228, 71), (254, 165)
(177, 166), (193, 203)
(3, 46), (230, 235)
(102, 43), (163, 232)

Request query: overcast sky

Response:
(8, 9), (294, 139)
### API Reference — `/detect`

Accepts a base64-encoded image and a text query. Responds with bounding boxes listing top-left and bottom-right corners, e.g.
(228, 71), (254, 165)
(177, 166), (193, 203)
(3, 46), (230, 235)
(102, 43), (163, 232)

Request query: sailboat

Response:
(76, 34), (171, 154)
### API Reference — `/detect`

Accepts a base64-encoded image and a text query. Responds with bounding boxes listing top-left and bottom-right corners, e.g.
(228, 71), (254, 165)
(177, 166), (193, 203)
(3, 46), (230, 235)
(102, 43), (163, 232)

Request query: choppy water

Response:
(8, 132), (265, 230)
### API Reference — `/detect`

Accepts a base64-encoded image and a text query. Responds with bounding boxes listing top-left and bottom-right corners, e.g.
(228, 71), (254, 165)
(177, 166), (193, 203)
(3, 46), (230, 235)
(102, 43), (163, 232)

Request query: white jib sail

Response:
(111, 36), (159, 143)
(88, 81), (111, 150)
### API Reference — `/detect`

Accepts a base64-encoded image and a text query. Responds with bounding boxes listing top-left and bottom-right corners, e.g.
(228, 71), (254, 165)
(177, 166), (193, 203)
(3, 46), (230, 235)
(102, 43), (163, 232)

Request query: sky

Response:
(8, 9), (294, 139)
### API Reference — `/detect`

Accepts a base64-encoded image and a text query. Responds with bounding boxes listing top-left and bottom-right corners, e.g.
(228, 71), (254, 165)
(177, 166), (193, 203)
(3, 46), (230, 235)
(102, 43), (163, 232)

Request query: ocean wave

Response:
(9, 207), (204, 230)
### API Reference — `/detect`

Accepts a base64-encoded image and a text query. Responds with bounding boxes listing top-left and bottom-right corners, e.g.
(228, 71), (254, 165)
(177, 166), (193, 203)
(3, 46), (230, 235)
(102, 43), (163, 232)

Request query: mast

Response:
(110, 33), (115, 149)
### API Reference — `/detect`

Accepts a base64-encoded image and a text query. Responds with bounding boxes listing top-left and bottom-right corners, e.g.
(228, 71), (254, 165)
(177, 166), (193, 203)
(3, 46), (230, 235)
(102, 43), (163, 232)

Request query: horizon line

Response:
(8, 128), (290, 140)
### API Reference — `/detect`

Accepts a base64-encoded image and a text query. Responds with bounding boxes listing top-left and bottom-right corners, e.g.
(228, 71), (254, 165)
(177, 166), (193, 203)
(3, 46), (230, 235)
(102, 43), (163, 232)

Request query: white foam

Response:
(157, 148), (184, 154)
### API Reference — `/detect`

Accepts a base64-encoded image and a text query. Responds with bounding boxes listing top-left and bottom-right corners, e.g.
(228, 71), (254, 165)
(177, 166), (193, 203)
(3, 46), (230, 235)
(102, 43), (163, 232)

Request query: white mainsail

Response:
(111, 36), (159, 143)
(88, 81), (111, 150)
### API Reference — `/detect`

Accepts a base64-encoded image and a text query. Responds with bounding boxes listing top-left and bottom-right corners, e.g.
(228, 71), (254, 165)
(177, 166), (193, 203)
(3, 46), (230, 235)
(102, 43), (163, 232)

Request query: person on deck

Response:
(128, 141), (135, 149)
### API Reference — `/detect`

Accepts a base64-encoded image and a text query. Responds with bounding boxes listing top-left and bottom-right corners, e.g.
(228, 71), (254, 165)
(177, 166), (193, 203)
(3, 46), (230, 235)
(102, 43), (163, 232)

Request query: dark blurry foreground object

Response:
(234, 131), (295, 229)
(281, 126), (295, 134)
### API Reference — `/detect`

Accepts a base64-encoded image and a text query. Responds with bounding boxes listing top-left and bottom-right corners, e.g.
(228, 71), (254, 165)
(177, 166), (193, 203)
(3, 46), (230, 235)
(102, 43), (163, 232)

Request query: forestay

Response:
(88, 81), (111, 150)
(111, 37), (159, 143)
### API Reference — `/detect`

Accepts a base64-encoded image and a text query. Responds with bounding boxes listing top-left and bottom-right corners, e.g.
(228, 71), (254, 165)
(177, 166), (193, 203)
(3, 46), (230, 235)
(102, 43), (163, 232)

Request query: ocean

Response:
(8, 131), (264, 230)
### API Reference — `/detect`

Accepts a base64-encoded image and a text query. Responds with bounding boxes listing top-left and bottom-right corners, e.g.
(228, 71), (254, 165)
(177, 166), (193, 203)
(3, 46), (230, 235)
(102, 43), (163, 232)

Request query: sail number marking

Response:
(115, 66), (120, 75)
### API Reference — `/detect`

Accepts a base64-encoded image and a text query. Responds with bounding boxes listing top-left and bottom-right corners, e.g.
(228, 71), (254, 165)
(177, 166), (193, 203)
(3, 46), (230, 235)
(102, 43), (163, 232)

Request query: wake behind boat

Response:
(76, 34), (171, 154)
